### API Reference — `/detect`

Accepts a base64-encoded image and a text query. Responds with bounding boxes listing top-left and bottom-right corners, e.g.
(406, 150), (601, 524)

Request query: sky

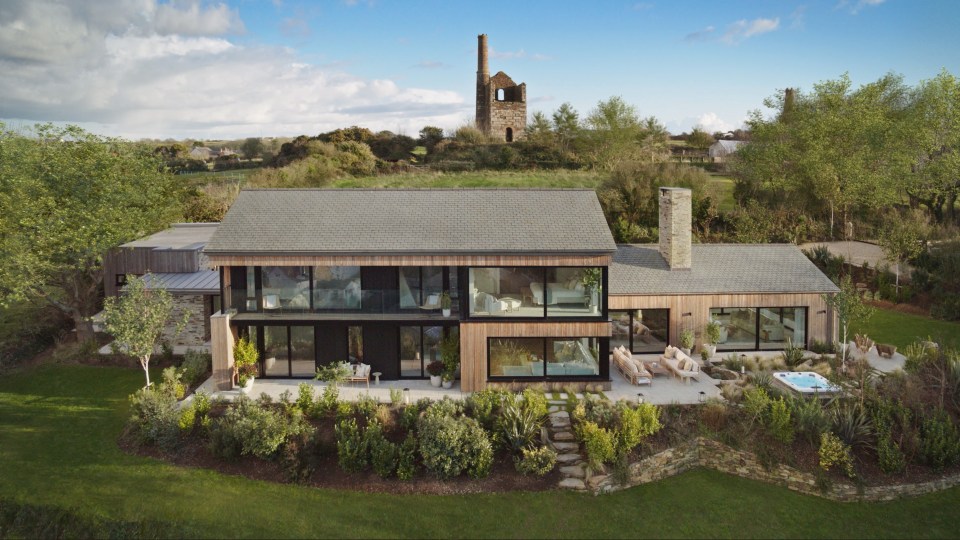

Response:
(0, 0), (957, 140)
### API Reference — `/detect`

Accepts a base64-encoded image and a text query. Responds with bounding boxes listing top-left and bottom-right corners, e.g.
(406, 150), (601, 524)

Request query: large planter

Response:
(680, 348), (692, 356)
(442, 308), (451, 317)
(239, 376), (255, 394)
(441, 379), (454, 389)
(704, 344), (717, 358)
(430, 375), (442, 387)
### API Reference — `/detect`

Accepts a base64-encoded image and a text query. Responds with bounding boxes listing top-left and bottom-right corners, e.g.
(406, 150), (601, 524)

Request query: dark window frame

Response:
(465, 266), (608, 322)
(609, 308), (670, 354)
(712, 306), (810, 351)
(486, 336), (608, 382)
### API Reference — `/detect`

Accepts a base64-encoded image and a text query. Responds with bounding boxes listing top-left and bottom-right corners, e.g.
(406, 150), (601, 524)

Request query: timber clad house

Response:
(134, 187), (838, 392)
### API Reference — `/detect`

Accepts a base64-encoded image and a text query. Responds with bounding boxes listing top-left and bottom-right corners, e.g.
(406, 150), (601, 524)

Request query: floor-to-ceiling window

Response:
(261, 266), (311, 311)
(608, 309), (669, 353)
(399, 325), (455, 378)
(290, 326), (315, 377)
(488, 337), (604, 379)
(468, 267), (606, 318)
(710, 307), (808, 351)
(263, 326), (290, 377)
(313, 266), (360, 310)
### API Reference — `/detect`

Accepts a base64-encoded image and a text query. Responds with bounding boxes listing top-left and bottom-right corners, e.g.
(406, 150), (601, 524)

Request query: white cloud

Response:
(0, 0), (468, 139)
(153, 1), (244, 36)
(721, 17), (780, 44)
(490, 47), (527, 60)
(684, 26), (715, 42)
(838, 0), (885, 14)
(667, 112), (742, 135)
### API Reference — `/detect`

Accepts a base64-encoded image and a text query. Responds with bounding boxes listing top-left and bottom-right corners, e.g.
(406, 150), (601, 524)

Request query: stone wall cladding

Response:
(588, 437), (960, 501)
(658, 188), (692, 270)
(163, 294), (207, 347)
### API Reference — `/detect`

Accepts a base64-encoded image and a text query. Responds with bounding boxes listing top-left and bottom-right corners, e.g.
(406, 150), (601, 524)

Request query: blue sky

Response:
(0, 0), (956, 139)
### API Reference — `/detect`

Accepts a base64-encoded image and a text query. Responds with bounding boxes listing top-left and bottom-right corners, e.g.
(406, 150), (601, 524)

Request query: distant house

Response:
(708, 140), (745, 161)
(216, 147), (237, 158)
(103, 223), (220, 349)
(189, 146), (214, 160)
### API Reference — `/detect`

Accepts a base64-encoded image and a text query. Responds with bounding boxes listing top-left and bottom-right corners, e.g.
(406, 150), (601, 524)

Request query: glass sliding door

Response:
(608, 309), (669, 353)
(263, 326), (290, 377)
(290, 326), (316, 377)
(312, 266), (360, 310)
(399, 326), (422, 377)
(711, 307), (809, 351)
(610, 311), (631, 351)
(348, 326), (363, 364)
(759, 307), (808, 350)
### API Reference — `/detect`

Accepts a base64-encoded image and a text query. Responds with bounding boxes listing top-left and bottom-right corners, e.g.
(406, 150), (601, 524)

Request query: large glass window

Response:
(489, 337), (603, 379)
(469, 267), (541, 317)
(710, 307), (808, 351)
(545, 268), (602, 317)
(290, 326), (315, 377)
(263, 326), (289, 377)
(348, 326), (363, 363)
(312, 266), (360, 310)
(609, 309), (669, 353)
(399, 326), (422, 377)
(399, 267), (421, 309)
(261, 266), (310, 311)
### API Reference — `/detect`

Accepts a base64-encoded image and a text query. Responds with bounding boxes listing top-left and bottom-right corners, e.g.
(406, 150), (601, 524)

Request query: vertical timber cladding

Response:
(608, 292), (835, 350)
(460, 321), (611, 391)
(210, 312), (235, 391)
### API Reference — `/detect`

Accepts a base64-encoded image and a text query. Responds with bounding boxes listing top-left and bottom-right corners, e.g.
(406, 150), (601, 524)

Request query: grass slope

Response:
(332, 170), (604, 189)
(850, 307), (960, 350)
(2, 364), (960, 538)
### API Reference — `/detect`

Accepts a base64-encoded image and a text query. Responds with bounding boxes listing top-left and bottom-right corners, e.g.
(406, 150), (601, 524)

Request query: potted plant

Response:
(703, 320), (722, 358)
(579, 268), (602, 314)
(427, 360), (444, 387)
(439, 333), (460, 389)
(679, 329), (694, 356)
(233, 336), (259, 394)
(440, 291), (452, 317)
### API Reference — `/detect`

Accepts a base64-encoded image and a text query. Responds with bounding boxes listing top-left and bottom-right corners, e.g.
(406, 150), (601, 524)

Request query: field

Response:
(851, 306), (960, 350)
(2, 361), (960, 538)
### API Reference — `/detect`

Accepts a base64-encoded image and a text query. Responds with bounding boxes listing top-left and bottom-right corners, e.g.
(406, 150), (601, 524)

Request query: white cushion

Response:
(664, 346), (677, 359)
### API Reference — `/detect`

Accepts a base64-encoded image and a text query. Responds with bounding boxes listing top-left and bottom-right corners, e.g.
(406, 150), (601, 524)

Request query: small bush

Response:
(128, 387), (180, 451)
(579, 421), (615, 473)
(742, 387), (771, 426)
(830, 402), (873, 451)
(819, 432), (855, 478)
(767, 397), (794, 445)
(423, 397), (463, 420)
(790, 397), (828, 445)
(396, 434), (418, 481)
(335, 417), (368, 473)
(159, 367), (186, 400)
(389, 388), (404, 405)
(521, 388), (549, 420)
(699, 400), (729, 432)
(315, 385), (339, 417)
(514, 445), (557, 476)
(613, 402), (661, 456)
(418, 413), (493, 479)
(499, 398), (543, 452)
(400, 402), (422, 432)
(466, 388), (509, 429)
(354, 394), (379, 421)
(781, 341), (806, 368)
(279, 427), (319, 483)
(295, 383), (315, 415)
(180, 349), (211, 387)
(208, 397), (300, 460)
(920, 408), (960, 472)
(367, 423), (398, 478)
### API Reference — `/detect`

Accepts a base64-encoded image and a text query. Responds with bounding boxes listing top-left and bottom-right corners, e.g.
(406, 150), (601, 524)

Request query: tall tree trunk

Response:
(140, 355), (152, 388)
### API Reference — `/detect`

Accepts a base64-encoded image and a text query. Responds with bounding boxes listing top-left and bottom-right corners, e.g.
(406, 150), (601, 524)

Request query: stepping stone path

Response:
(543, 408), (590, 490)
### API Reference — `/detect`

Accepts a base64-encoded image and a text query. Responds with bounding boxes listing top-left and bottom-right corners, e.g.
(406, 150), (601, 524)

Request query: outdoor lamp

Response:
(637, 393), (644, 404)
(403, 388), (410, 405)
(698, 391), (706, 403)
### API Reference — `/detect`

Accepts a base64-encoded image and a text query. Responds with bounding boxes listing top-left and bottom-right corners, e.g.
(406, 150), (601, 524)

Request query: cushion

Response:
(679, 358), (691, 371)
(663, 346), (676, 359)
(630, 358), (646, 374)
(574, 282), (584, 291)
(626, 358), (639, 373)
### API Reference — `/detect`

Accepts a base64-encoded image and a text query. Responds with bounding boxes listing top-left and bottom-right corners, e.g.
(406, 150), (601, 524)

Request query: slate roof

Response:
(610, 244), (840, 295)
(205, 189), (617, 255)
(122, 223), (218, 250)
(140, 271), (220, 294)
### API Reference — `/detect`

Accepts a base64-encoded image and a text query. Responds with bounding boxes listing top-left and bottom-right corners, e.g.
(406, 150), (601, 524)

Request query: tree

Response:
(417, 126), (445, 154)
(551, 102), (581, 155)
(102, 275), (188, 388)
(687, 126), (715, 150)
(240, 137), (264, 159)
(0, 124), (182, 341)
(525, 111), (554, 144)
(878, 209), (930, 291)
(822, 276), (874, 369)
(585, 96), (670, 169)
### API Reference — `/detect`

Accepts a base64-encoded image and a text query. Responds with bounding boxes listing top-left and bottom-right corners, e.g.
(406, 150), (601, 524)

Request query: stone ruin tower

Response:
(475, 34), (526, 142)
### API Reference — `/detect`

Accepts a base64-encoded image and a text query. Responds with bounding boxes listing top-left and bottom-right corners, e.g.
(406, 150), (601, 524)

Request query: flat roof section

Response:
(123, 223), (219, 250)
(205, 189), (617, 256)
(610, 244), (840, 296)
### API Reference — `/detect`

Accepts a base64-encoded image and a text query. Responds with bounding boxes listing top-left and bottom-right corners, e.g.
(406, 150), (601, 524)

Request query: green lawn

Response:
(850, 306), (960, 350)
(706, 174), (736, 213)
(2, 365), (960, 538)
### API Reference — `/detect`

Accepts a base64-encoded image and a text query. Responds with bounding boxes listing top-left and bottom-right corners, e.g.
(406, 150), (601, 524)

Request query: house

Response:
(189, 146), (214, 160)
(181, 187), (836, 392)
(609, 189), (838, 355)
(103, 223), (220, 348)
(204, 189), (616, 391)
(708, 140), (745, 161)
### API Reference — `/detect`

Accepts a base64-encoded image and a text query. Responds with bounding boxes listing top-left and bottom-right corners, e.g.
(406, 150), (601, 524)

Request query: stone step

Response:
(552, 441), (579, 452)
(552, 431), (575, 441)
(550, 419), (571, 429)
(548, 405), (563, 413)
(556, 453), (581, 464)
(549, 410), (570, 419)
(560, 465), (585, 478)
(558, 478), (586, 490)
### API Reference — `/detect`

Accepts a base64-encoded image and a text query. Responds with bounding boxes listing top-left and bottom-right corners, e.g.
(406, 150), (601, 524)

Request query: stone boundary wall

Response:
(591, 437), (960, 501)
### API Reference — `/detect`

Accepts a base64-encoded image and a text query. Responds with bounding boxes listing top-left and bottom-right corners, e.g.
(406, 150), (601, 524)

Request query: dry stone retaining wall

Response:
(584, 437), (960, 501)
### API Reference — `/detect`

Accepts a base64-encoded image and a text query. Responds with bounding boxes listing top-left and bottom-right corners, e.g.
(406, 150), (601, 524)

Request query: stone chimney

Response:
(658, 187), (692, 270)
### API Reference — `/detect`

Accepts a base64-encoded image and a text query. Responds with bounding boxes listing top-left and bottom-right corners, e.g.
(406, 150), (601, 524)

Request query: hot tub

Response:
(773, 371), (839, 394)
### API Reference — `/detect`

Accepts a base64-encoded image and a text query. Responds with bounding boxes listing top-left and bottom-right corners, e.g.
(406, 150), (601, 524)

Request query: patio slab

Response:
(202, 377), (466, 404)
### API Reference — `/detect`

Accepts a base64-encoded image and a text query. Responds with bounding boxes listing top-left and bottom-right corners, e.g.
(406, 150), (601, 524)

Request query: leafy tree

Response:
(822, 276), (874, 368)
(585, 96), (670, 169)
(551, 102), (581, 155)
(368, 131), (416, 161)
(102, 275), (188, 388)
(525, 111), (554, 144)
(0, 124), (182, 341)
(878, 209), (930, 290)
(318, 126), (375, 145)
(240, 137), (264, 160)
(417, 126), (444, 154)
(687, 126), (715, 150)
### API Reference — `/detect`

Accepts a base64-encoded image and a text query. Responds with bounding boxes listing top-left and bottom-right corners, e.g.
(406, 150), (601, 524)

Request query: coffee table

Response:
(643, 360), (669, 377)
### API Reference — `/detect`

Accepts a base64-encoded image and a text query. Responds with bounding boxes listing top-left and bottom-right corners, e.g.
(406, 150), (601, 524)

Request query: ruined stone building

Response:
(475, 34), (526, 142)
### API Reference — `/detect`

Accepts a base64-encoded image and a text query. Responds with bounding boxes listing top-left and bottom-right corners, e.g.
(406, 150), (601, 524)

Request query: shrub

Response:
(699, 400), (730, 432)
(920, 408), (960, 471)
(354, 394), (379, 421)
(160, 367), (186, 400)
(830, 402), (873, 451)
(742, 387), (771, 426)
(367, 424), (398, 478)
(521, 388), (549, 420)
(128, 386), (181, 451)
(871, 398), (907, 474)
(499, 398), (542, 452)
(389, 388), (404, 405)
(396, 434), (418, 481)
(279, 427), (319, 483)
(208, 397), (300, 460)
(423, 397), (463, 420)
(178, 401), (197, 433)
(466, 389), (509, 429)
(514, 445), (557, 476)
(614, 402), (661, 456)
(819, 432), (855, 478)
(579, 421), (615, 473)
(295, 383), (314, 415)
(767, 397), (794, 445)
(400, 402), (422, 432)
(181, 349), (211, 387)
(781, 341), (806, 368)
(335, 418), (368, 473)
(315, 385), (339, 417)
(790, 397), (829, 445)
(418, 413), (493, 479)
(809, 339), (837, 355)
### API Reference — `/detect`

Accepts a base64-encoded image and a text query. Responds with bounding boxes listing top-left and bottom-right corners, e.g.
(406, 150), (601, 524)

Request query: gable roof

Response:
(610, 244), (839, 295)
(205, 189), (616, 256)
(122, 223), (218, 250)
